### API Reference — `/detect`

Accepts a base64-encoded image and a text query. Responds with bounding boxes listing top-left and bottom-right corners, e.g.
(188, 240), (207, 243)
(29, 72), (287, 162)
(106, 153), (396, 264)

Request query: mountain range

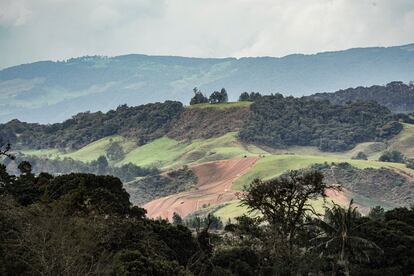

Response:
(1, 43), (414, 123)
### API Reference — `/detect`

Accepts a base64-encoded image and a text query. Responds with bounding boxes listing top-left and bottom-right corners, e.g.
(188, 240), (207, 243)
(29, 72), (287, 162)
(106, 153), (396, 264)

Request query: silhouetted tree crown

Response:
(190, 87), (209, 105)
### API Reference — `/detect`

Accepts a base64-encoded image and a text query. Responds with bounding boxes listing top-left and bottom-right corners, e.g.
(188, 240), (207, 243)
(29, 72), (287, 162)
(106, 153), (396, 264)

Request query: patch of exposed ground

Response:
(143, 157), (258, 220)
(167, 106), (250, 140)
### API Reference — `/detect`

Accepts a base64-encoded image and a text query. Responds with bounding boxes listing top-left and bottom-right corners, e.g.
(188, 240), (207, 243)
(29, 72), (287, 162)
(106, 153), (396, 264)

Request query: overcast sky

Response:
(1, 0), (414, 68)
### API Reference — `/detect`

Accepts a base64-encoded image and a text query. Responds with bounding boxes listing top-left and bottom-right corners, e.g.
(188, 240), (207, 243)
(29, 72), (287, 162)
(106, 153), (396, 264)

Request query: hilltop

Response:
(1, 43), (414, 123)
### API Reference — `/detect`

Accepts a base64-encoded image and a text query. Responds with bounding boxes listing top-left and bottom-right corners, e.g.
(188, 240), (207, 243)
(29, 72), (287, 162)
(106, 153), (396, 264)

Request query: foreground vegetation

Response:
(1, 146), (413, 275)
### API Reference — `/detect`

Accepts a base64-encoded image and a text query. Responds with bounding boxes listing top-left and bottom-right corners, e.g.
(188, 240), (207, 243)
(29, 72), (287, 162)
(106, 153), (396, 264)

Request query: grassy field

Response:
(18, 148), (61, 158)
(232, 154), (408, 191)
(186, 101), (252, 110)
(389, 123), (414, 158)
(64, 136), (137, 162)
(118, 132), (267, 169)
(18, 132), (264, 168)
(20, 135), (137, 163)
(213, 200), (260, 222)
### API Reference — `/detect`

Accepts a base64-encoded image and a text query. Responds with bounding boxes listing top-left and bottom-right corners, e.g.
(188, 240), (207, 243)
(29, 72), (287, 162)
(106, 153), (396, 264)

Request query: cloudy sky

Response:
(0, 0), (414, 68)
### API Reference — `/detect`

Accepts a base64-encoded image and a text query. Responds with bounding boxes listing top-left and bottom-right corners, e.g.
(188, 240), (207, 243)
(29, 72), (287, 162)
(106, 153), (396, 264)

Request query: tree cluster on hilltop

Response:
(309, 81), (414, 113)
(238, 91), (262, 102)
(239, 94), (412, 151)
(190, 87), (228, 105)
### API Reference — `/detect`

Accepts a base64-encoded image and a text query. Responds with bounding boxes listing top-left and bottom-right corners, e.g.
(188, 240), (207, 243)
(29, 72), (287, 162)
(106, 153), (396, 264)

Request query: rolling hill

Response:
(1, 43), (414, 123)
(4, 94), (414, 221)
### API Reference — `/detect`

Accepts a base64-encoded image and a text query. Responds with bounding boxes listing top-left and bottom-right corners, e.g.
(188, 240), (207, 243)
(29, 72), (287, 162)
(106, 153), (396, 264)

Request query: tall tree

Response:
(209, 88), (228, 104)
(242, 170), (331, 274)
(172, 212), (183, 225)
(313, 200), (382, 276)
(106, 141), (124, 161)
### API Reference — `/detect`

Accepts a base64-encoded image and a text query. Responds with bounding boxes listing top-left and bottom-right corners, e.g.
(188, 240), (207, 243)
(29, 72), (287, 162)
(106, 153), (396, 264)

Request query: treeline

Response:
(1, 153), (414, 275)
(239, 94), (412, 151)
(3, 155), (158, 182)
(0, 101), (184, 150)
(309, 81), (414, 113)
(190, 87), (228, 105)
(190, 88), (262, 105)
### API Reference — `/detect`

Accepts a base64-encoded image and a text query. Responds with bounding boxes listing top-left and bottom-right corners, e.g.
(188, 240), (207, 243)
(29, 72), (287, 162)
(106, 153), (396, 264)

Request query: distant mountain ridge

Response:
(1, 43), (414, 123)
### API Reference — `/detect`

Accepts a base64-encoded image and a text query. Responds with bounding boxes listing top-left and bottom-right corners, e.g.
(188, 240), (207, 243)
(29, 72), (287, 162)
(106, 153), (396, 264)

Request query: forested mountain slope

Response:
(1, 43), (414, 123)
(309, 81), (414, 113)
(2, 96), (410, 153)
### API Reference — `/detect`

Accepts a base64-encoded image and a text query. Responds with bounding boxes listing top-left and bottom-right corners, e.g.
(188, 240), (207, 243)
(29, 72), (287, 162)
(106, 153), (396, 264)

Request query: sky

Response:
(1, 0), (414, 68)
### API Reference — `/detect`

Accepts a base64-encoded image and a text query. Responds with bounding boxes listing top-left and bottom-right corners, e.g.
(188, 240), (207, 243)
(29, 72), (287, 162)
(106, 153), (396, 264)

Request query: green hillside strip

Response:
(213, 200), (259, 222)
(20, 135), (137, 163)
(63, 136), (136, 162)
(118, 132), (266, 169)
(232, 154), (408, 191)
(186, 101), (252, 109)
(18, 148), (61, 158)
(389, 123), (414, 158)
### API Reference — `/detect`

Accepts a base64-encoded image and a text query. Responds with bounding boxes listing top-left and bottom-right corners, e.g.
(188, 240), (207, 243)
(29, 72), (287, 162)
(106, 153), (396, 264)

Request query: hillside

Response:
(2, 43), (414, 123)
(309, 81), (414, 113)
(3, 96), (414, 221)
(3, 95), (409, 154)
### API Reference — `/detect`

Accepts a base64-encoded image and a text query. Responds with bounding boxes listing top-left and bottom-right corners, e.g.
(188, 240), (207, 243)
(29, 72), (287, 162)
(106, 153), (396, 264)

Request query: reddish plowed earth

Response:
(143, 157), (258, 221)
(325, 188), (350, 206)
(326, 188), (368, 213)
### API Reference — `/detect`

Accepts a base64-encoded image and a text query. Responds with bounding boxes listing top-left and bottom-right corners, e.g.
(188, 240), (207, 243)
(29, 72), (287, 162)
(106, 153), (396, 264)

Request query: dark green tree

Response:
(368, 206), (385, 221)
(314, 200), (381, 276)
(209, 88), (228, 104)
(172, 212), (183, 225)
(92, 156), (109, 175)
(379, 150), (405, 163)
(239, 92), (250, 101)
(242, 170), (331, 274)
(190, 87), (209, 105)
(352, 152), (368, 160)
(106, 141), (124, 161)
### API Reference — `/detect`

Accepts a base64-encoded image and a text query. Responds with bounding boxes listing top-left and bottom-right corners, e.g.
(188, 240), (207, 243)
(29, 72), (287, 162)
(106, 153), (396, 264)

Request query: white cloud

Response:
(0, 0), (32, 26)
(0, 0), (414, 68)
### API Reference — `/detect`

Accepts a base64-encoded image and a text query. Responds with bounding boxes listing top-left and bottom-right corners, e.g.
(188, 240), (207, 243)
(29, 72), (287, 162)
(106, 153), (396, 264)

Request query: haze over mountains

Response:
(1, 43), (414, 123)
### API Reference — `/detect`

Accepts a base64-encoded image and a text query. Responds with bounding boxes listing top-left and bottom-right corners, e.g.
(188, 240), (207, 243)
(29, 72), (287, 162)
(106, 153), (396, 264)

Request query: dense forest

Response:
(0, 101), (184, 150)
(1, 150), (414, 275)
(239, 94), (412, 151)
(309, 81), (414, 113)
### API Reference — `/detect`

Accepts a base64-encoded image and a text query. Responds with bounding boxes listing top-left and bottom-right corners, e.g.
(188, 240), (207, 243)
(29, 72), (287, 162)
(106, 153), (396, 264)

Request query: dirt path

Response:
(143, 157), (258, 220)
